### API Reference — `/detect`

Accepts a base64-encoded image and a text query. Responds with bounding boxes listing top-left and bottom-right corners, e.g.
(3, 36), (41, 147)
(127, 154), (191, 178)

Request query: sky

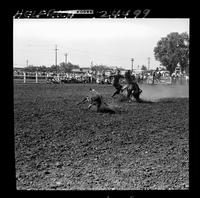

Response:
(13, 18), (189, 70)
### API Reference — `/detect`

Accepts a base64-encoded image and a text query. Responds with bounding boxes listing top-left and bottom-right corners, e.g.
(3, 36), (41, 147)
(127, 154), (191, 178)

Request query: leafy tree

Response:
(59, 62), (80, 73)
(154, 32), (189, 75)
(39, 65), (47, 72)
(91, 64), (112, 72)
(49, 65), (61, 73)
(141, 65), (147, 71)
(24, 65), (38, 72)
(59, 62), (68, 73)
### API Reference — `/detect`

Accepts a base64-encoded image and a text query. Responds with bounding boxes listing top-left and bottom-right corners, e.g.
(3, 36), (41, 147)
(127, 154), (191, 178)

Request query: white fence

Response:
(13, 72), (189, 85)
(13, 72), (47, 83)
(13, 72), (93, 84)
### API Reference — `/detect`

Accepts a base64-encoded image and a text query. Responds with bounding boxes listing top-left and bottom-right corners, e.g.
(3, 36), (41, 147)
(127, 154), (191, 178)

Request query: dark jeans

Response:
(112, 84), (123, 97)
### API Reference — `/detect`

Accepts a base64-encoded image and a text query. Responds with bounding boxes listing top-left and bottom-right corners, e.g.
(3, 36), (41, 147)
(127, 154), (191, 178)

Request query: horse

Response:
(120, 82), (143, 102)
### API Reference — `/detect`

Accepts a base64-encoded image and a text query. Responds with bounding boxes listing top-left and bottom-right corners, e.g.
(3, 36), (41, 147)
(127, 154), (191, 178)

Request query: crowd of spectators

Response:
(13, 68), (189, 85)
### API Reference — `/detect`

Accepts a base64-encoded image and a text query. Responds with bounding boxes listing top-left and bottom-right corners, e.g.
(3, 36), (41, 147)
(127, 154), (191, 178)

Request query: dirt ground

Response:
(14, 83), (189, 190)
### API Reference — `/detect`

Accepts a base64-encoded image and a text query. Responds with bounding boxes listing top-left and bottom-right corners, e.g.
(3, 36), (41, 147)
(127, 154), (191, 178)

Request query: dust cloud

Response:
(140, 84), (189, 101)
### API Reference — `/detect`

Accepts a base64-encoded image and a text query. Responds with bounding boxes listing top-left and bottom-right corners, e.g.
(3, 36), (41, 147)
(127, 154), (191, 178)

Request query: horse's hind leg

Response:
(133, 92), (142, 103)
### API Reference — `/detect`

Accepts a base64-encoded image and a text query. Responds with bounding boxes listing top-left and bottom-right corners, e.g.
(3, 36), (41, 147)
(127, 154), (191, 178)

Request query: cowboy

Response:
(77, 88), (115, 114)
(111, 69), (124, 98)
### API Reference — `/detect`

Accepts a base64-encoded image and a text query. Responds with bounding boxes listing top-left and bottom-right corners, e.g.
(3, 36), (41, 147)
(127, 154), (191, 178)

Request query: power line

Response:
(17, 43), (151, 63)
(61, 45), (131, 61)
(15, 44), (157, 69)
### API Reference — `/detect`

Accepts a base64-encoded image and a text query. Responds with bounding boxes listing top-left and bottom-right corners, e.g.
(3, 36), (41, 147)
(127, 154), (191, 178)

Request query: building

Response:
(132, 69), (143, 74)
(71, 68), (81, 73)
(80, 67), (91, 73)
(13, 67), (25, 71)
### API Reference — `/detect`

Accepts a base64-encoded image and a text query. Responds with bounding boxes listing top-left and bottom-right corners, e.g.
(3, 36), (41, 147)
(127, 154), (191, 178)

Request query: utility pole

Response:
(131, 58), (134, 72)
(55, 45), (58, 67)
(65, 53), (68, 64)
(148, 57), (150, 70)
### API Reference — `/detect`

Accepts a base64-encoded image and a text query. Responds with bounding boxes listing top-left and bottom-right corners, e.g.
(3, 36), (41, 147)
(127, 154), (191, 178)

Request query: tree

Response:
(59, 62), (68, 73)
(141, 65), (147, 71)
(91, 64), (112, 72)
(40, 65), (47, 72)
(49, 65), (60, 73)
(24, 65), (40, 72)
(154, 32), (189, 75)
(59, 62), (80, 73)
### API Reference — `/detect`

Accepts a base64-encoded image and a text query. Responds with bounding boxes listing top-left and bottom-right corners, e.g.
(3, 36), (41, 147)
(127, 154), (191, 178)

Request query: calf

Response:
(77, 88), (115, 114)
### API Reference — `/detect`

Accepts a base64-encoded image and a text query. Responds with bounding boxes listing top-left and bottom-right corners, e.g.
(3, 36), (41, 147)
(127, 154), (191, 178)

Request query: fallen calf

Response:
(77, 88), (116, 114)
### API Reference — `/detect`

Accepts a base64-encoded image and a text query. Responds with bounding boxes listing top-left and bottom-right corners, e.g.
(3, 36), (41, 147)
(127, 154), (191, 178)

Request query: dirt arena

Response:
(14, 83), (189, 190)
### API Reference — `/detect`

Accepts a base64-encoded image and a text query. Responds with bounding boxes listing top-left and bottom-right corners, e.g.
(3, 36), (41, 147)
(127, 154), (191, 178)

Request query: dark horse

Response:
(122, 70), (143, 102)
